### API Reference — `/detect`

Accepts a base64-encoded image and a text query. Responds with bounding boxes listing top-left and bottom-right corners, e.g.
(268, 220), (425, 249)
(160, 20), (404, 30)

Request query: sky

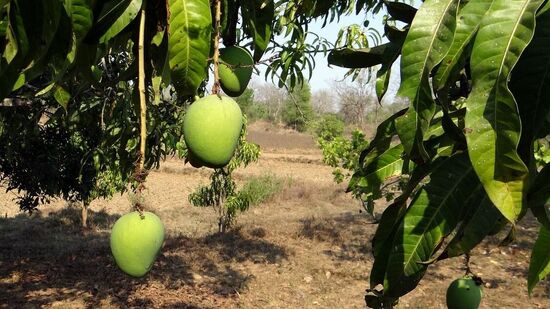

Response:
(252, 8), (390, 93)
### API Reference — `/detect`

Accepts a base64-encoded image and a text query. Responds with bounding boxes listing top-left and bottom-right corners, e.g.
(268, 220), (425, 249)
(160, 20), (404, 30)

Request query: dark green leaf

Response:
(510, 7), (550, 162)
(370, 201), (407, 287)
(63, 0), (94, 43)
(168, 0), (212, 96)
(241, 0), (274, 62)
(359, 108), (406, 167)
(384, 1), (417, 24)
(375, 63), (391, 103)
(383, 153), (479, 297)
(99, 0), (141, 44)
(528, 163), (550, 229)
(394, 0), (459, 162)
(352, 144), (405, 197)
(445, 190), (505, 258)
(327, 44), (388, 69)
(433, 0), (493, 91)
(464, 0), (542, 222)
(528, 225), (550, 295)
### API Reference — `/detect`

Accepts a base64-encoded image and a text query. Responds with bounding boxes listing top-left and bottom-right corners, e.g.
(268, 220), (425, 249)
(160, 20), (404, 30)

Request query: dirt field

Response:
(0, 122), (549, 308)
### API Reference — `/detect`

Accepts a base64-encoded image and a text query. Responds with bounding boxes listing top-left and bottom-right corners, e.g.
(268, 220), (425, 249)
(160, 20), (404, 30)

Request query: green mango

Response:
(183, 95), (243, 168)
(446, 277), (483, 309)
(219, 46), (253, 97)
(110, 211), (165, 277)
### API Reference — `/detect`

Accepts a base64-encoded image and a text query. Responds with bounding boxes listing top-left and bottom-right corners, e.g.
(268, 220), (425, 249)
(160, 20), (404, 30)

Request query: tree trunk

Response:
(81, 201), (89, 228)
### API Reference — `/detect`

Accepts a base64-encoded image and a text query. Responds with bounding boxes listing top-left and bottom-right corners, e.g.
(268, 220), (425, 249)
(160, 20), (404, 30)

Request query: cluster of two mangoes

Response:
(110, 46), (253, 277)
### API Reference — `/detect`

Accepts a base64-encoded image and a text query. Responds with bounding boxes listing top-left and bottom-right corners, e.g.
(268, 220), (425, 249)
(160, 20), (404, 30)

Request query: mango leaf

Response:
(167, 0), (211, 96)
(537, 0), (550, 16)
(444, 189), (505, 258)
(0, 0), (61, 98)
(358, 108), (406, 168)
(464, 0), (542, 223)
(375, 63), (391, 103)
(370, 201), (407, 287)
(433, 0), (494, 91)
(1, 3), (20, 71)
(20, 7), (76, 100)
(328, 44), (388, 69)
(510, 6), (550, 162)
(53, 84), (71, 109)
(221, 0), (239, 46)
(241, 0), (274, 62)
(384, 0), (417, 24)
(350, 144), (405, 198)
(63, 0), (94, 43)
(394, 0), (459, 162)
(368, 157), (444, 289)
(376, 25), (405, 102)
(384, 22), (408, 43)
(368, 163), (443, 292)
(528, 163), (550, 229)
(528, 225), (550, 295)
(99, 0), (142, 44)
(383, 153), (479, 297)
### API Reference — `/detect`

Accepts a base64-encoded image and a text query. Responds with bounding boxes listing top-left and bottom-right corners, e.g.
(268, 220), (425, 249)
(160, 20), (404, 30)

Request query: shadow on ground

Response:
(0, 207), (288, 308)
(298, 212), (373, 262)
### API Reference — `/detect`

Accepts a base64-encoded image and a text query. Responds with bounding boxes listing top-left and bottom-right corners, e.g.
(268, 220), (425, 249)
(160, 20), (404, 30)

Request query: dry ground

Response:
(0, 122), (549, 308)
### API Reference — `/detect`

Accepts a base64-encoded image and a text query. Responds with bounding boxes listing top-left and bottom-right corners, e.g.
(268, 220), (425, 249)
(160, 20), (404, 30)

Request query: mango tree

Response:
(1, 0), (548, 305)
(327, 0), (550, 307)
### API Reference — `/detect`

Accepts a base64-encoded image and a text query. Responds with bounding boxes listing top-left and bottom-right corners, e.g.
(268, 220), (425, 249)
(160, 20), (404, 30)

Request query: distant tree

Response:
(334, 70), (377, 127)
(282, 81), (314, 132)
(236, 88), (268, 121)
(312, 89), (337, 115)
(235, 88), (255, 113)
(254, 83), (286, 122)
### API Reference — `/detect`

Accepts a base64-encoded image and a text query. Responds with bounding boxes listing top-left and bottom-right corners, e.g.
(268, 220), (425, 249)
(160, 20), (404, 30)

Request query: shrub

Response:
(314, 113), (345, 141)
(241, 173), (286, 205)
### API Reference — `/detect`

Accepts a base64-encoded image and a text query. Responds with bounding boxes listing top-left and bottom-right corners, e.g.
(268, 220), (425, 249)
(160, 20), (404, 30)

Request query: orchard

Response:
(0, 0), (549, 308)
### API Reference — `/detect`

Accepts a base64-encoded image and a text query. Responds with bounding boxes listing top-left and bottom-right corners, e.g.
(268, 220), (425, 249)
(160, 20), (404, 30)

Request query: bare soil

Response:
(0, 122), (548, 308)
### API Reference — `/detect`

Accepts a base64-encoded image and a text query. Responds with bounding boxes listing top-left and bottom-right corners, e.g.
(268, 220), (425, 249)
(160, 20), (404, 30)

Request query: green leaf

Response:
(394, 0), (459, 162)
(53, 84), (71, 109)
(98, 0), (142, 44)
(383, 153), (479, 297)
(528, 163), (550, 229)
(370, 201), (407, 287)
(167, 0), (212, 96)
(375, 63), (392, 103)
(445, 190), (505, 258)
(221, 0), (238, 46)
(241, 0), (274, 62)
(464, 0), (542, 222)
(433, 0), (494, 91)
(352, 145), (405, 197)
(358, 108), (407, 167)
(328, 44), (389, 69)
(384, 1), (417, 24)
(1, 3), (20, 70)
(370, 156), (446, 289)
(537, 0), (550, 15)
(0, 0), (61, 98)
(528, 225), (550, 295)
(510, 7), (550, 161)
(63, 0), (94, 43)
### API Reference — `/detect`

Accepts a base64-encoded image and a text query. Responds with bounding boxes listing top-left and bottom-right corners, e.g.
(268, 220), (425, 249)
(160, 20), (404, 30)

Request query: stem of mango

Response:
(212, 0), (222, 95)
(136, 1), (147, 216)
